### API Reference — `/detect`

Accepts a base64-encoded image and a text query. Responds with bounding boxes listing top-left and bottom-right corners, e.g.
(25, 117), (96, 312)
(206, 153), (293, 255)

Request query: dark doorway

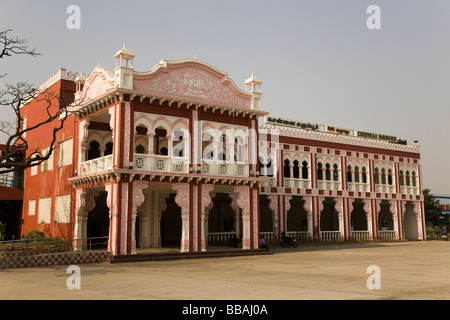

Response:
(259, 195), (273, 232)
(287, 196), (308, 232)
(87, 191), (110, 249)
(160, 194), (182, 247)
(208, 193), (235, 233)
(320, 197), (339, 231)
(350, 199), (368, 231)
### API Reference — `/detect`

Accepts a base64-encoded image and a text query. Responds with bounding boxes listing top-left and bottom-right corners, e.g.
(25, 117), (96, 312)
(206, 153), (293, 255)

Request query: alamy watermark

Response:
(66, 265), (81, 289)
(367, 5), (381, 30)
(366, 265), (381, 290)
(66, 5), (81, 30)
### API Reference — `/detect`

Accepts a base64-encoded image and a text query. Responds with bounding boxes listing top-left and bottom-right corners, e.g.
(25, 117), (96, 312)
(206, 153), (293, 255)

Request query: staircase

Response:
(105, 248), (272, 264)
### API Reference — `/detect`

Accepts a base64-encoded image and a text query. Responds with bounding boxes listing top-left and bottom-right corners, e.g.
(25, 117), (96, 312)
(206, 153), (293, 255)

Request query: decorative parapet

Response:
(259, 124), (420, 153)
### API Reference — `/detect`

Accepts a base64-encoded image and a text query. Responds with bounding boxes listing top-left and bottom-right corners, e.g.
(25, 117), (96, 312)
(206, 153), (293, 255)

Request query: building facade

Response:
(18, 45), (426, 256)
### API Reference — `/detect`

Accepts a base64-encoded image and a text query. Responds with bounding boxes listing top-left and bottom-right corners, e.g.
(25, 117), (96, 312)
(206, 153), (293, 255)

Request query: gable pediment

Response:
(78, 67), (115, 104)
(133, 60), (252, 109)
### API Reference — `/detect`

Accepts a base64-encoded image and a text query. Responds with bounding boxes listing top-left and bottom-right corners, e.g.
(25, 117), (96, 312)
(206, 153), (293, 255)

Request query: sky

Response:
(0, 0), (449, 194)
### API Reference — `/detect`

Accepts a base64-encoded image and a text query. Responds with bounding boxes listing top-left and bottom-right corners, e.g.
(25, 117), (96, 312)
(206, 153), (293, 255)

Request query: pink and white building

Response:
(19, 45), (426, 257)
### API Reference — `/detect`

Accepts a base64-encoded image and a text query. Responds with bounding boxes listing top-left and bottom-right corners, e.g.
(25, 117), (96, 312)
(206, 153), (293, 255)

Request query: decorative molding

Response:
(133, 60), (252, 110)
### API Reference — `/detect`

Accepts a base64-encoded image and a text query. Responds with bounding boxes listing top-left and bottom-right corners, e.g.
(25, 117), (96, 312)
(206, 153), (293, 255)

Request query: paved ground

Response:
(1, 241), (449, 300)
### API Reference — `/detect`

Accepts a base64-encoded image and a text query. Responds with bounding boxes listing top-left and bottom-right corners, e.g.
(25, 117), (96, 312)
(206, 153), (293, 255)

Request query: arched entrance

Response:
(404, 201), (419, 240)
(350, 199), (368, 231)
(208, 193), (235, 233)
(320, 197), (339, 231)
(259, 195), (274, 233)
(160, 193), (182, 247)
(86, 191), (110, 249)
(287, 196), (308, 232)
(378, 200), (394, 231)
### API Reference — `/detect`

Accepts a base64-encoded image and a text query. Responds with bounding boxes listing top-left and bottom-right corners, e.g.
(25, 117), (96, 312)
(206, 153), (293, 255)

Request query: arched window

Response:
(155, 127), (168, 156)
(284, 159), (291, 178)
(266, 158), (274, 177)
(317, 162), (323, 180)
(87, 140), (100, 160)
(347, 165), (352, 183)
(234, 137), (245, 163)
(333, 164), (339, 182)
(412, 171), (417, 187)
(104, 142), (113, 156)
(293, 160), (300, 179)
(172, 130), (185, 158)
(399, 170), (404, 186)
(406, 171), (410, 186)
(374, 168), (379, 184)
(136, 144), (146, 154)
(325, 163), (331, 181)
(302, 161), (308, 179)
(381, 168), (386, 185)
(362, 167), (367, 184)
(258, 156), (265, 176)
(388, 169), (393, 185)
(218, 134), (227, 161)
(354, 166), (360, 183)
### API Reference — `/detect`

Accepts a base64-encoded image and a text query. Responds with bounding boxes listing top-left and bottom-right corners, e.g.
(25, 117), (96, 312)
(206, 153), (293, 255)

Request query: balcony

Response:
(317, 180), (341, 191)
(347, 182), (369, 192)
(375, 184), (395, 194)
(284, 178), (311, 189)
(201, 160), (249, 177)
(400, 186), (419, 196)
(133, 154), (189, 173)
(79, 155), (113, 175)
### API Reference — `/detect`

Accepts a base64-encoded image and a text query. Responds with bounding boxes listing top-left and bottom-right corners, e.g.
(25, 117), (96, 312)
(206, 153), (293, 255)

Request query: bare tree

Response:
(0, 29), (68, 173)
(0, 29), (41, 78)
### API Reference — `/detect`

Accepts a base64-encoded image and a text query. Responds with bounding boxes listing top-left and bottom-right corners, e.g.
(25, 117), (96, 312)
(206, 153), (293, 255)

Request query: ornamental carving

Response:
(233, 186), (250, 212)
(134, 62), (251, 109)
(201, 185), (215, 212)
(78, 68), (114, 104)
(173, 183), (190, 211)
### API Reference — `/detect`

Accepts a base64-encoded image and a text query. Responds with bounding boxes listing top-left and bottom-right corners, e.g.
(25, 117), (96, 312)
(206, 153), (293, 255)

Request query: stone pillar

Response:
(267, 195), (279, 240)
(74, 188), (101, 251)
(131, 180), (148, 254)
(200, 185), (214, 251)
(172, 183), (190, 252)
(303, 196), (314, 240)
(234, 186), (251, 249)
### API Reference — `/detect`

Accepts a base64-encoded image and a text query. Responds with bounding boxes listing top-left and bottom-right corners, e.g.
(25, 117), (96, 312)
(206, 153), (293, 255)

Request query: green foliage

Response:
(426, 226), (442, 237)
(0, 222), (5, 241)
(21, 230), (46, 240)
(423, 189), (448, 226)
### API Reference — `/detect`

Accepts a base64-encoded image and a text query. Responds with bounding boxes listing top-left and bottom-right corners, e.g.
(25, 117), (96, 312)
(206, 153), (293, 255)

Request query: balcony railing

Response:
(201, 160), (249, 177)
(378, 230), (397, 240)
(317, 180), (341, 191)
(375, 184), (395, 194)
(351, 231), (370, 240)
(80, 155), (113, 175)
(284, 178), (311, 189)
(347, 182), (369, 192)
(320, 231), (342, 241)
(133, 154), (189, 173)
(400, 186), (419, 195)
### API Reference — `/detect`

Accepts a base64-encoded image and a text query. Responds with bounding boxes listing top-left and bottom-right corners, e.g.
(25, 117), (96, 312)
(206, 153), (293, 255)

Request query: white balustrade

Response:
(201, 160), (249, 177)
(317, 181), (341, 191)
(284, 178), (311, 189)
(320, 231), (342, 241)
(351, 231), (370, 240)
(347, 182), (369, 192)
(208, 232), (236, 245)
(133, 154), (189, 173)
(79, 155), (113, 175)
(378, 230), (397, 240)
